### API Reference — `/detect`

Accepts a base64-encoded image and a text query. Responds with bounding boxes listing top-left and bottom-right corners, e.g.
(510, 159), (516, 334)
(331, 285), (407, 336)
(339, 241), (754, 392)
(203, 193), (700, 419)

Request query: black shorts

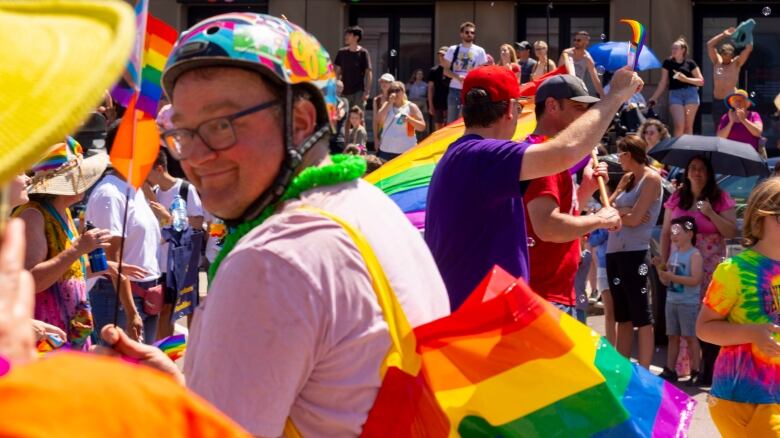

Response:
(161, 274), (176, 305)
(606, 250), (654, 327)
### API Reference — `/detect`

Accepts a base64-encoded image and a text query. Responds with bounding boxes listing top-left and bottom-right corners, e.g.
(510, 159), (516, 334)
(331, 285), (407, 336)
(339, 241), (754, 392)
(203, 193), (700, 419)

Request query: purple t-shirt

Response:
(718, 111), (762, 150)
(424, 134), (530, 311)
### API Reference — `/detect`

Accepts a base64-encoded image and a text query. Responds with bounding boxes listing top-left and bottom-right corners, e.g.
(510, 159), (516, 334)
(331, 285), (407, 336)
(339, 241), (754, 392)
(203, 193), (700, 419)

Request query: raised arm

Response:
(519, 68), (643, 181)
(736, 43), (753, 68)
(706, 28), (733, 65)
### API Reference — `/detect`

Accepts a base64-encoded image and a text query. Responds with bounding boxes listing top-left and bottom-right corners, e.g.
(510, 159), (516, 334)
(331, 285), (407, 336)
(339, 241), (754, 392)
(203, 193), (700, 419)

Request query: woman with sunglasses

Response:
(375, 81), (426, 161)
(531, 41), (556, 80)
(606, 135), (663, 369)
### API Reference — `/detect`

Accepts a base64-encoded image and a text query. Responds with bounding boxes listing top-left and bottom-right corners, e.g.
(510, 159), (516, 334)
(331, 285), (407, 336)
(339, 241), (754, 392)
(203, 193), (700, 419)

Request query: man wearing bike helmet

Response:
(101, 13), (450, 436)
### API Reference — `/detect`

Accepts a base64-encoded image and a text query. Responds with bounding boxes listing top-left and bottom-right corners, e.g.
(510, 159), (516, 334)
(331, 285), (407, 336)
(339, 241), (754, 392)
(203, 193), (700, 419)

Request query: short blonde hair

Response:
(742, 177), (780, 247)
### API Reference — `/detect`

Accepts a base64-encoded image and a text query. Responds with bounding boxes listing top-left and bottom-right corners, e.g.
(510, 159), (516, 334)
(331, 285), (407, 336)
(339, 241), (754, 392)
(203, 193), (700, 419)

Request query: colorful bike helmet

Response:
(162, 13), (337, 132)
(162, 13), (338, 223)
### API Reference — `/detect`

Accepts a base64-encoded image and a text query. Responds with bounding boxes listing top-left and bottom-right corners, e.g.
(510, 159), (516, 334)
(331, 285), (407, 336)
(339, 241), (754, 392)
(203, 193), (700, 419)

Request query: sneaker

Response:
(659, 367), (678, 382)
(687, 370), (700, 386)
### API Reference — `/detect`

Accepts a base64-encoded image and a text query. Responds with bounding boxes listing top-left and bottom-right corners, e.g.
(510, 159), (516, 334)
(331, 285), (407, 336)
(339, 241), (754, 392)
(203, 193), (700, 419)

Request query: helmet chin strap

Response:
(223, 84), (330, 228)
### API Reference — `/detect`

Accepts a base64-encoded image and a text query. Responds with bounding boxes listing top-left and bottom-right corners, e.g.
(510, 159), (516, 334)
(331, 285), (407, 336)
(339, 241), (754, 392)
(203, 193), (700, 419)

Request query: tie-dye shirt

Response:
(703, 249), (780, 404)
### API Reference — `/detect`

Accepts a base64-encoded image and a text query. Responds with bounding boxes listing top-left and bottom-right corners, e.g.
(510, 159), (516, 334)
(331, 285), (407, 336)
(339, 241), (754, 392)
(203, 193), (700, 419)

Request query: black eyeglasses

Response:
(161, 100), (281, 160)
(463, 30), (475, 35)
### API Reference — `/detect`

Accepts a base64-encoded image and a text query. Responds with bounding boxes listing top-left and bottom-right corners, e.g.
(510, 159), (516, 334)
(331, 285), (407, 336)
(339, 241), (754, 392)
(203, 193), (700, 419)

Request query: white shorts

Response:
(597, 267), (610, 292)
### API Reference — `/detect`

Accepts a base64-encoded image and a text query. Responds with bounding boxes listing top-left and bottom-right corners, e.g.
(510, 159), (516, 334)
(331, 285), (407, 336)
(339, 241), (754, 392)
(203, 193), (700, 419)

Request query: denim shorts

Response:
(89, 278), (159, 345)
(668, 86), (700, 106)
(666, 302), (700, 337)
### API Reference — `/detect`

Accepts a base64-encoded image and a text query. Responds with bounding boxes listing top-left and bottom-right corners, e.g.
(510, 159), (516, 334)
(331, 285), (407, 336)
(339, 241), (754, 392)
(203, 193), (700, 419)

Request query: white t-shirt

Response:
(85, 174), (161, 283)
(184, 179), (450, 437)
(444, 43), (488, 90)
(155, 179), (204, 273)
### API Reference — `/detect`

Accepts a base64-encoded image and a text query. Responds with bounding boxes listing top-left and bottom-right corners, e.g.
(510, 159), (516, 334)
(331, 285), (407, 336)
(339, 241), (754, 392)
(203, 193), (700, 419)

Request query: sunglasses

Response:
(388, 88), (402, 93)
(463, 30), (475, 35)
(574, 38), (585, 42)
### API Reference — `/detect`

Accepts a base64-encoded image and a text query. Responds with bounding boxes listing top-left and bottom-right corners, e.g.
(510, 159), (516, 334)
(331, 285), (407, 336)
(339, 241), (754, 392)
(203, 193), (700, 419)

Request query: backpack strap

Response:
(178, 180), (190, 201)
(282, 206), (420, 438)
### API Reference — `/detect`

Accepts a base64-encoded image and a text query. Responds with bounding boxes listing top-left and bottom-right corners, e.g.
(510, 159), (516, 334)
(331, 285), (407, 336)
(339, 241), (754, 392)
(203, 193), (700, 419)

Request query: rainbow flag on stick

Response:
(361, 267), (696, 437)
(620, 19), (647, 71)
(109, 0), (175, 188)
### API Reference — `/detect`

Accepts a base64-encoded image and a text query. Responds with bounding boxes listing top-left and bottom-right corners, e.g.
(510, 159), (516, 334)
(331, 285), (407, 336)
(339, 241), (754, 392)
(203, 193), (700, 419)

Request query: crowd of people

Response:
(2, 3), (779, 437)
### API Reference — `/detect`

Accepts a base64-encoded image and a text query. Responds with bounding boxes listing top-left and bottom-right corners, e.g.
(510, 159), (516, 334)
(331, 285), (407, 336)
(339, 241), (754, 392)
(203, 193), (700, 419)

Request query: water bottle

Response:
(84, 221), (108, 273)
(171, 195), (188, 232)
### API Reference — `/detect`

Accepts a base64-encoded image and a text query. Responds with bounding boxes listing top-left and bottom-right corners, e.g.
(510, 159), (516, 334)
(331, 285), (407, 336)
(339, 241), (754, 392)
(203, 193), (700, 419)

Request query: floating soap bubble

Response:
(720, 257), (727, 263)
(750, 91), (756, 98)
(490, 1), (495, 6)
(527, 237), (536, 247)
(390, 49), (397, 57)
(715, 67), (724, 75)
(641, 287), (648, 294)
(612, 277), (621, 286)
(600, 33), (606, 40)
(763, 6), (772, 16)
(696, 200), (704, 210)
(638, 264), (649, 276)
(596, 65), (606, 75)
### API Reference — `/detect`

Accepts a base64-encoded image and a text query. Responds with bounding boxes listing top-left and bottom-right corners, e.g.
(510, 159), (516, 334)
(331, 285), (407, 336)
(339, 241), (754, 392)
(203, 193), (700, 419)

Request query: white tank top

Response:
(380, 102), (417, 154)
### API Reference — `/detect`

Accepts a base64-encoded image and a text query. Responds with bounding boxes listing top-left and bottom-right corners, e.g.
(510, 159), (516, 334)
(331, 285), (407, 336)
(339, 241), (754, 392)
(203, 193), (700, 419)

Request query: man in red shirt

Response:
(524, 75), (621, 322)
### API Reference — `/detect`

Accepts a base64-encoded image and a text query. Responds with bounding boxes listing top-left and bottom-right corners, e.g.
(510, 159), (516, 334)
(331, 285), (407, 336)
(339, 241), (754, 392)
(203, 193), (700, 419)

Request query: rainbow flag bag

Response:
(360, 266), (696, 437)
(284, 208), (695, 437)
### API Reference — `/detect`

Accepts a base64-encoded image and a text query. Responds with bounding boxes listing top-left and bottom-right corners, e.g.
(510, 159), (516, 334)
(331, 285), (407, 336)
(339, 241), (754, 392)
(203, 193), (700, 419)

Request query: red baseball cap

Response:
(461, 65), (520, 103)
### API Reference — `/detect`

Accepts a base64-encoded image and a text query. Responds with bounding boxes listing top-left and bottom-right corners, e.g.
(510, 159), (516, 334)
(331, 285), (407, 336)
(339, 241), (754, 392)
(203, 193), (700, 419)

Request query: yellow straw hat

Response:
(0, 0), (135, 186)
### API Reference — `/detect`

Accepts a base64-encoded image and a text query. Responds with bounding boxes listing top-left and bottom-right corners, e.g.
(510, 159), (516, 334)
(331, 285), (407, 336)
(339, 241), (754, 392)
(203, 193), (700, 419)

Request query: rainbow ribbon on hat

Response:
(30, 137), (82, 173)
(153, 334), (186, 361)
(620, 19), (646, 71)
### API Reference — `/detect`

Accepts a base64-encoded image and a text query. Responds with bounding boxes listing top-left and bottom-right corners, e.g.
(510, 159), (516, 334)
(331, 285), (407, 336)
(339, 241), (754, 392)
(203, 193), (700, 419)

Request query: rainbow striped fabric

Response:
(620, 19), (647, 71)
(111, 0), (177, 118)
(365, 67), (570, 230)
(361, 267), (696, 437)
(153, 334), (186, 362)
(30, 137), (82, 173)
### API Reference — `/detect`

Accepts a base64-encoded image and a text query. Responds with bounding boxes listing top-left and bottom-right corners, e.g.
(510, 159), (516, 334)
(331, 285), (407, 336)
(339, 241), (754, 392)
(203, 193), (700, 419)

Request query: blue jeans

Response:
(89, 278), (159, 345)
(552, 301), (587, 324)
(446, 87), (462, 124)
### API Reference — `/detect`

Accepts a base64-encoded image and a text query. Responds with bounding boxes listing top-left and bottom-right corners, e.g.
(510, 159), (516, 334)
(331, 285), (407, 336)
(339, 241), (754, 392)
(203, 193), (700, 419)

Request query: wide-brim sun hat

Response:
(0, 0), (135, 186)
(725, 89), (755, 110)
(28, 138), (109, 196)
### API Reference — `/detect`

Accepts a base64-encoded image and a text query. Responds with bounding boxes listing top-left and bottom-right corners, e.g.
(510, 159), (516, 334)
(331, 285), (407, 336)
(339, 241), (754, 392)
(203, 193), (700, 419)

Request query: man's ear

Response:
(291, 98), (319, 146)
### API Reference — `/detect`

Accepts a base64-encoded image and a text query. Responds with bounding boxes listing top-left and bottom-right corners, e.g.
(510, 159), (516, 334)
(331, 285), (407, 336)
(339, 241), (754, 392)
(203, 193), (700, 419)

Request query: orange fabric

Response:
(109, 93), (161, 189)
(0, 352), (250, 437)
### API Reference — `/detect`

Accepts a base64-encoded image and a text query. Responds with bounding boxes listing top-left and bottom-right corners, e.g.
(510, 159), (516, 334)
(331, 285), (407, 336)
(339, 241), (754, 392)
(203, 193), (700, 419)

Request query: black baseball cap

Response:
(515, 41), (531, 51)
(535, 74), (601, 105)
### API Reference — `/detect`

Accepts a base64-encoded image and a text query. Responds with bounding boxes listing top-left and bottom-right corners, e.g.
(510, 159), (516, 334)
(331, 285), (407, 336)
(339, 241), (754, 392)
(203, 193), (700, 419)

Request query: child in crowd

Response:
(697, 178), (780, 436)
(657, 215), (703, 384)
(346, 105), (368, 148)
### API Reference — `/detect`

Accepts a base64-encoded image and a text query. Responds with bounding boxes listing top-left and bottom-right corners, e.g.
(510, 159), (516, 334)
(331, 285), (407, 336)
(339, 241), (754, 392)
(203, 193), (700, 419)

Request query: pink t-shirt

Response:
(664, 190), (736, 235)
(718, 111), (762, 150)
(184, 179), (450, 437)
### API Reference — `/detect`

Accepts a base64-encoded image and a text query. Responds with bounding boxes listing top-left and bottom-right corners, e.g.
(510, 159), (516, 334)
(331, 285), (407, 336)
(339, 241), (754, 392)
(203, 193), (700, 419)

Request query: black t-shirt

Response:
(334, 47), (371, 95)
(519, 58), (537, 84)
(662, 58), (699, 90)
(426, 65), (451, 110)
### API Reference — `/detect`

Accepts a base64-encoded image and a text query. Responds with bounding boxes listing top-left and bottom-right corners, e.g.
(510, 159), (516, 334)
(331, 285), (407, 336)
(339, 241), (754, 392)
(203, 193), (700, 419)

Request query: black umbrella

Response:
(648, 135), (768, 177)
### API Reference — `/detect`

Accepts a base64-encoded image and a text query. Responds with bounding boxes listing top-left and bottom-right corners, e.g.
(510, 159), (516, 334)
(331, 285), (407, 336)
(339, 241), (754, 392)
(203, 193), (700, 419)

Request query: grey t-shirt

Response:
(607, 175), (662, 253)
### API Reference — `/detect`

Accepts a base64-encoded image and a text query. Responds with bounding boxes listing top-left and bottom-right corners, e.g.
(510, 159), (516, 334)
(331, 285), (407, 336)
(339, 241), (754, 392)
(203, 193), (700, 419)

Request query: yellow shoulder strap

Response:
(283, 207), (420, 438)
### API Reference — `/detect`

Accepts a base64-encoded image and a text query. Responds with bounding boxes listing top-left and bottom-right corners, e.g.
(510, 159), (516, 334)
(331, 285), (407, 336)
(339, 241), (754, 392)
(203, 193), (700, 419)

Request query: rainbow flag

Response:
(31, 142), (68, 173)
(365, 67), (570, 230)
(153, 334), (186, 361)
(620, 19), (647, 71)
(111, 1), (177, 118)
(361, 267), (696, 437)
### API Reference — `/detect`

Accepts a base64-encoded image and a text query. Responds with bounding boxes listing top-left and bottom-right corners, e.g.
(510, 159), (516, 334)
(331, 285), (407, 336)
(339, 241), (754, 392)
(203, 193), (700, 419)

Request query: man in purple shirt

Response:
(425, 65), (643, 310)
